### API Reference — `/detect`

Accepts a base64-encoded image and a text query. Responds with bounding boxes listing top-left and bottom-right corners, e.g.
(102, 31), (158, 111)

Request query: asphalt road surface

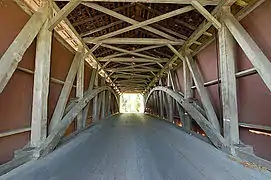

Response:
(1, 113), (271, 180)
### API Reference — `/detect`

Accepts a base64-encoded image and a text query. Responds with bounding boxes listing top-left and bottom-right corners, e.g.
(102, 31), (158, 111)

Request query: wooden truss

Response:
(0, 0), (270, 173)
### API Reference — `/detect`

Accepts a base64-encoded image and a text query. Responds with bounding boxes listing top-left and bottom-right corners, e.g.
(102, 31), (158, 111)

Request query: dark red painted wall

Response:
(0, 0), (92, 164)
(174, 1), (271, 161)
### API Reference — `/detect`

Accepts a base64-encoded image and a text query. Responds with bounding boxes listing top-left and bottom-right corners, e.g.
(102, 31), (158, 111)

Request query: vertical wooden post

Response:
(219, 12), (239, 144)
(154, 91), (159, 115)
(183, 60), (193, 130)
(152, 94), (156, 115)
(159, 80), (164, 118)
(185, 53), (220, 132)
(108, 92), (112, 116)
(31, 6), (52, 147)
(168, 44), (219, 130)
(223, 9), (271, 92)
(49, 48), (84, 133)
(76, 57), (84, 130)
(0, 5), (49, 93)
(92, 70), (99, 122)
(97, 93), (102, 120)
(162, 91), (169, 120)
(101, 78), (106, 119)
(167, 73), (174, 122)
(104, 91), (108, 116)
(169, 71), (186, 126)
(82, 68), (97, 124)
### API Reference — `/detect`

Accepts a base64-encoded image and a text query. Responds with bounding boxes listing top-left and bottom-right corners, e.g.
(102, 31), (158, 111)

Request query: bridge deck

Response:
(1, 114), (271, 180)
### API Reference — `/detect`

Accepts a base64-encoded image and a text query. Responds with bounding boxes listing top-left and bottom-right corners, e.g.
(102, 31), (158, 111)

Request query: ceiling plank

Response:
(83, 3), (181, 41)
(80, 20), (123, 37)
(83, 5), (194, 42)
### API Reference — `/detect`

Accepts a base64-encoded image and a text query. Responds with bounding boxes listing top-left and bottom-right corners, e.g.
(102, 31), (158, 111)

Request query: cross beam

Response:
(101, 44), (162, 61)
(99, 57), (168, 63)
(83, 3), (180, 41)
(84, 38), (184, 45)
(102, 45), (164, 60)
(56, 0), (220, 5)
(83, 5), (194, 42)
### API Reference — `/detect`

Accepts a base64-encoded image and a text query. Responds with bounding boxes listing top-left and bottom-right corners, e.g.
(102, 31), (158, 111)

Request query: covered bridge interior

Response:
(0, 0), (271, 179)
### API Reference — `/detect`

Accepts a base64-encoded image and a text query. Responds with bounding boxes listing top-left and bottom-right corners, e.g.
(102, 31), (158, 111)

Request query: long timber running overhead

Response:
(0, 0), (271, 178)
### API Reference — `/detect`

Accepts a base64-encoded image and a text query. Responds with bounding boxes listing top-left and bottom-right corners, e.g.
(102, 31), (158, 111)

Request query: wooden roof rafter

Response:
(49, 0), (258, 93)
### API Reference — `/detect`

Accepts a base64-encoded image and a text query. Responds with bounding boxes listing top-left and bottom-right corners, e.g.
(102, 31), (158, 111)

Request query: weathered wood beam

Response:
(223, 9), (271, 92)
(102, 45), (164, 59)
(191, 0), (221, 29)
(76, 57), (85, 130)
(184, 53), (220, 132)
(152, 23), (188, 40)
(116, 79), (148, 83)
(83, 3), (179, 41)
(167, 45), (220, 132)
(49, 49), (84, 133)
(169, 71), (186, 126)
(31, 8), (52, 147)
(182, 0), (263, 56)
(107, 91), (112, 116)
(146, 86), (227, 150)
(90, 43), (101, 53)
(17, 66), (77, 87)
(0, 5), (48, 93)
(99, 57), (168, 63)
(48, 0), (81, 31)
(106, 62), (158, 71)
(107, 68), (160, 72)
(57, 0), (220, 5)
(101, 44), (162, 61)
(85, 38), (184, 45)
(92, 72), (99, 122)
(101, 78), (106, 119)
(80, 20), (123, 37)
(144, 0), (238, 97)
(167, 73), (174, 122)
(49, 0), (120, 94)
(191, 67), (257, 89)
(73, 3), (134, 27)
(143, 44), (182, 92)
(183, 58), (193, 130)
(158, 80), (164, 118)
(39, 86), (117, 156)
(218, 15), (239, 144)
(0, 127), (31, 138)
(137, 3), (196, 33)
(239, 123), (271, 132)
(84, 5), (194, 42)
(118, 85), (146, 88)
(183, 0), (237, 48)
(111, 74), (152, 79)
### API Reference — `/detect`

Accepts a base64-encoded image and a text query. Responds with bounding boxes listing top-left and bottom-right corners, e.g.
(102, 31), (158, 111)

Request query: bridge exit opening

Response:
(120, 93), (144, 113)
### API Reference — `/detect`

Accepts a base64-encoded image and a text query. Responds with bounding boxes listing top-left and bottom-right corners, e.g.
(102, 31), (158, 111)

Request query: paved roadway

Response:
(1, 114), (271, 180)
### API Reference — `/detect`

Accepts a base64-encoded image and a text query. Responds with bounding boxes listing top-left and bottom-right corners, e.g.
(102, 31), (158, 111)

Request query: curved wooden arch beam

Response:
(38, 86), (119, 157)
(145, 86), (228, 151)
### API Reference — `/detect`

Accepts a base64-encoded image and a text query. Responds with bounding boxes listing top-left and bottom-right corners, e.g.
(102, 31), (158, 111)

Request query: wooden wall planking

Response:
(0, 0), (92, 164)
(183, 1), (271, 161)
